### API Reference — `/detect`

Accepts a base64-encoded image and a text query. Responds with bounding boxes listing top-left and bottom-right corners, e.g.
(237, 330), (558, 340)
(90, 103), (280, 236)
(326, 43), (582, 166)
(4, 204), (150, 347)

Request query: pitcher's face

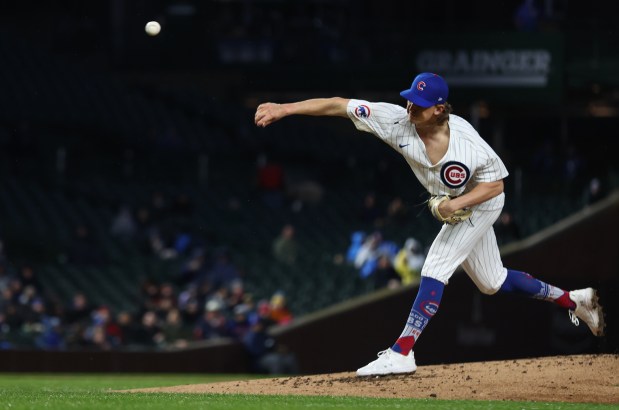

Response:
(406, 101), (444, 125)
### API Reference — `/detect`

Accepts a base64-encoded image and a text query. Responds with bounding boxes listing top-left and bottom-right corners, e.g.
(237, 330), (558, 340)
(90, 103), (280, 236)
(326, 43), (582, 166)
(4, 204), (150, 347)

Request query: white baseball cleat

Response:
(569, 288), (605, 336)
(356, 348), (417, 377)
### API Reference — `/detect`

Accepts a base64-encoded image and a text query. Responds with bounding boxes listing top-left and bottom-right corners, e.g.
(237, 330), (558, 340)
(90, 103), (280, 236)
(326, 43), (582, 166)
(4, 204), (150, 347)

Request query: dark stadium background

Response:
(0, 0), (616, 373)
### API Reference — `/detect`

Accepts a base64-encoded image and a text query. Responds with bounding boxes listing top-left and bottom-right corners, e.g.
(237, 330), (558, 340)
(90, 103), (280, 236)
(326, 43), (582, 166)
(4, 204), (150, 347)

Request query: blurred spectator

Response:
(90, 305), (121, 349)
(272, 224), (298, 266)
(3, 304), (21, 333)
(248, 299), (277, 329)
(65, 292), (93, 325)
(178, 283), (198, 310)
(562, 144), (585, 182)
(148, 227), (179, 260)
(206, 287), (229, 313)
(393, 238), (424, 286)
(34, 301), (65, 350)
(154, 283), (177, 318)
(193, 277), (215, 302)
(89, 325), (112, 351)
(18, 285), (39, 308)
(19, 297), (43, 344)
(268, 291), (293, 325)
(177, 248), (209, 286)
(242, 318), (276, 372)
(256, 153), (286, 209)
(372, 254), (399, 289)
(132, 311), (163, 347)
(18, 265), (41, 292)
(179, 294), (202, 326)
(385, 196), (409, 226)
(226, 279), (246, 311)
(79, 305), (116, 351)
(206, 248), (241, 289)
(0, 312), (12, 350)
(105, 314), (124, 348)
(116, 311), (138, 346)
(353, 231), (398, 279)
(0, 287), (13, 311)
(287, 177), (324, 211)
(494, 211), (522, 246)
(161, 308), (191, 348)
(228, 303), (252, 340)
(140, 279), (162, 313)
(110, 205), (137, 241)
(242, 318), (299, 375)
(194, 299), (229, 340)
(584, 177), (607, 206)
(0, 262), (13, 292)
(358, 192), (384, 227)
(8, 278), (23, 304)
(354, 231), (382, 270)
(172, 226), (194, 257)
(345, 231), (366, 265)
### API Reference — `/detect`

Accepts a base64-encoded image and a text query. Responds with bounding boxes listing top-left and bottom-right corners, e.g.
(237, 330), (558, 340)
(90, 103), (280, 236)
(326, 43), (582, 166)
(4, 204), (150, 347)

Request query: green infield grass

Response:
(0, 373), (615, 410)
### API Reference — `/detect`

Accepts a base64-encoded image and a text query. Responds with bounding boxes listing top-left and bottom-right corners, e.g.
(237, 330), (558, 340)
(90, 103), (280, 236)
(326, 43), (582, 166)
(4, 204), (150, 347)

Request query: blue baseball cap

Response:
(400, 72), (449, 107)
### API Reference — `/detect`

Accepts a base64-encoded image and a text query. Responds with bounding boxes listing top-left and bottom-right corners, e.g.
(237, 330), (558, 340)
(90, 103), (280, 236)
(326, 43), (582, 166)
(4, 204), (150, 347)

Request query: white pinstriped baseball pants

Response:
(421, 206), (507, 294)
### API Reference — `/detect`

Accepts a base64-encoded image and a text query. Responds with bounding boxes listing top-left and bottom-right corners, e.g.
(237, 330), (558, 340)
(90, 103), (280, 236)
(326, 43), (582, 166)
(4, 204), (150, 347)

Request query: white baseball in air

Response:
(145, 21), (161, 36)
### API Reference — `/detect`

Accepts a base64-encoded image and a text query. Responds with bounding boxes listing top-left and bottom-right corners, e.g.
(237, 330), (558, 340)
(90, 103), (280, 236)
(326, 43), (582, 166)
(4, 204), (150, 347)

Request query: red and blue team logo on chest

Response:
(440, 161), (470, 189)
(355, 104), (371, 118)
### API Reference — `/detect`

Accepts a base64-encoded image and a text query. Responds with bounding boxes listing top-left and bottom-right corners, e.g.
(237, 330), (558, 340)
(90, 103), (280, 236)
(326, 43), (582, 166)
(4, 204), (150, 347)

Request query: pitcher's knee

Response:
(477, 282), (502, 295)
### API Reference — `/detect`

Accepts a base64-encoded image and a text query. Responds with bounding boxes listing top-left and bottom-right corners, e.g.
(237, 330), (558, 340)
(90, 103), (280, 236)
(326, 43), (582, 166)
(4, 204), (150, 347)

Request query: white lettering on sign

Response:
(416, 49), (552, 87)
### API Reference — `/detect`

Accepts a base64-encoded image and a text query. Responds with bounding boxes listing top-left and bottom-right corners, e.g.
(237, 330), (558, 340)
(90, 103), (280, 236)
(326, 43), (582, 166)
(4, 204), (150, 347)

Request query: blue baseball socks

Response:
(391, 270), (575, 357)
(391, 270), (575, 356)
(499, 269), (576, 309)
(392, 276), (444, 355)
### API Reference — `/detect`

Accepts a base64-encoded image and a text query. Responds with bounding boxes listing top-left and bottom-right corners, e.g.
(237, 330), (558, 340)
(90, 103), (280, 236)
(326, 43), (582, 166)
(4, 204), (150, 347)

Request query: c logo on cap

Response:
(417, 81), (426, 91)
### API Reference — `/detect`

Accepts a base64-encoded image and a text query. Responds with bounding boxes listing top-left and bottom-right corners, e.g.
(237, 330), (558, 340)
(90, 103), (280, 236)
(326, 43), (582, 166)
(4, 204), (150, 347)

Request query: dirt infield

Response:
(128, 354), (619, 403)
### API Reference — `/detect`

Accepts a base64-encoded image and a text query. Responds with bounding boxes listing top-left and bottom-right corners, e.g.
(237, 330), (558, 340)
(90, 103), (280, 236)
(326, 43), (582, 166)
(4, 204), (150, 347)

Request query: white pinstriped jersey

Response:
(347, 99), (509, 211)
(346, 99), (510, 290)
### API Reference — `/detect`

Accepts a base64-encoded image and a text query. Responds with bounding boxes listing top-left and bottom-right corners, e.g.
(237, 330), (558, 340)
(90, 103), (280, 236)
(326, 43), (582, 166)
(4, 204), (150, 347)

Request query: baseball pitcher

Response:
(254, 72), (605, 377)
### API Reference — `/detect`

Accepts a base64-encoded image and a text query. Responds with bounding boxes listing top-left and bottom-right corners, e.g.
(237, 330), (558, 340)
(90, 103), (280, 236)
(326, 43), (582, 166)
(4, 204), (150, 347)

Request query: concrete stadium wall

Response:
(0, 338), (249, 373)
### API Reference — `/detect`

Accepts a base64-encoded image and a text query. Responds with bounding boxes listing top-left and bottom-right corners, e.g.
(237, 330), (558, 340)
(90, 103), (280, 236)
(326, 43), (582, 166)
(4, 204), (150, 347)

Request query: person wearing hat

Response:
(254, 73), (605, 376)
(393, 237), (425, 286)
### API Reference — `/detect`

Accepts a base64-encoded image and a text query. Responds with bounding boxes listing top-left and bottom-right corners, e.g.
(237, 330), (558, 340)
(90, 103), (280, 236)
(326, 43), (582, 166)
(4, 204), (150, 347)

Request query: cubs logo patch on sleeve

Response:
(354, 104), (371, 118)
(440, 161), (470, 189)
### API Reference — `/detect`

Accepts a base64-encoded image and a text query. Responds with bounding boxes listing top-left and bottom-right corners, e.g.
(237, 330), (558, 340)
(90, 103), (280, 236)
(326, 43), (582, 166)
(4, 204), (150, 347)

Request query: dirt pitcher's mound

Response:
(127, 354), (619, 403)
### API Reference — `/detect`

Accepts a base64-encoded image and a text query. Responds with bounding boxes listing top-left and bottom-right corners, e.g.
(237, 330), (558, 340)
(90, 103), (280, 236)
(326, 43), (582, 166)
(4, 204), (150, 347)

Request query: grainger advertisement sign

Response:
(413, 33), (564, 103)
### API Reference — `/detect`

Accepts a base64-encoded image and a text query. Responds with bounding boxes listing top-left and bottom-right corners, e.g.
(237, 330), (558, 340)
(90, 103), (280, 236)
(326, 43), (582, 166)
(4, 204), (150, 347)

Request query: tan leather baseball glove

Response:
(428, 195), (473, 225)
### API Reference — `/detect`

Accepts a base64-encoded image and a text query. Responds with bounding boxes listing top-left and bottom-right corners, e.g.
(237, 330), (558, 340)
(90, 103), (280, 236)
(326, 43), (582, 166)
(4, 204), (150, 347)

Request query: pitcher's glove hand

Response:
(428, 195), (473, 225)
